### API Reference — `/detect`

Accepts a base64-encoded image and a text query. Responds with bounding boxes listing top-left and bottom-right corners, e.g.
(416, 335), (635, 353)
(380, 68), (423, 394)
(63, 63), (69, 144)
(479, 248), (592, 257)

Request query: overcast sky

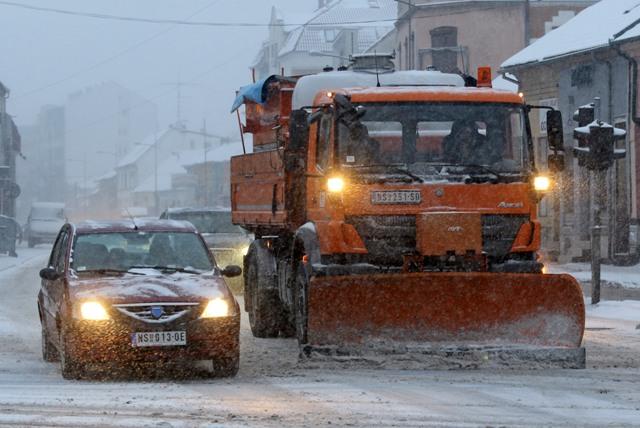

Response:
(0, 0), (314, 136)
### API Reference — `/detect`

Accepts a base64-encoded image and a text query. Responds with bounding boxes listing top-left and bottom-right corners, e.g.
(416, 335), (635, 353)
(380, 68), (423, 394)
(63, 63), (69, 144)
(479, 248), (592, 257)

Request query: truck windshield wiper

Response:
(351, 164), (424, 183)
(438, 163), (503, 181)
(128, 265), (204, 275)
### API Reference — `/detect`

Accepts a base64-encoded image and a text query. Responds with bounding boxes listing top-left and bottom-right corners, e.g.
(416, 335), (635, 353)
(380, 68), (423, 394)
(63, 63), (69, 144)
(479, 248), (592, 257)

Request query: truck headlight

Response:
(327, 176), (345, 193)
(80, 301), (109, 321)
(534, 175), (551, 192)
(201, 298), (230, 318)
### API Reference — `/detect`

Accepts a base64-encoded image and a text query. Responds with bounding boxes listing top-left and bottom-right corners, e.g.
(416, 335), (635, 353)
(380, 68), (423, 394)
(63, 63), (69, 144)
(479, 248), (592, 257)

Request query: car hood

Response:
(69, 272), (233, 305)
(202, 233), (252, 249)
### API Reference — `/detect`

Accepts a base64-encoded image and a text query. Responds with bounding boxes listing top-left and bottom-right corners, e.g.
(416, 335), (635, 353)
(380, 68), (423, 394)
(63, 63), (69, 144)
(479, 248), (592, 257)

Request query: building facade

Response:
(395, 1), (595, 74)
(253, 0), (396, 80)
(65, 82), (157, 189)
(502, 0), (640, 264)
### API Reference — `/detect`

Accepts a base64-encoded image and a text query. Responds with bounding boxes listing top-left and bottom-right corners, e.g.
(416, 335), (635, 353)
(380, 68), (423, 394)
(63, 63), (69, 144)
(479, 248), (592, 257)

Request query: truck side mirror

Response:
(548, 153), (565, 173)
(288, 109), (309, 152)
(547, 110), (564, 152)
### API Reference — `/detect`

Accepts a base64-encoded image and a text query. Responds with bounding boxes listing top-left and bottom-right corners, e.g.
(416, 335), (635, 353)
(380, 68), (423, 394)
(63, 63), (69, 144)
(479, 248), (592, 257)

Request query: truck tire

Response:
(245, 241), (285, 338)
(291, 240), (310, 345)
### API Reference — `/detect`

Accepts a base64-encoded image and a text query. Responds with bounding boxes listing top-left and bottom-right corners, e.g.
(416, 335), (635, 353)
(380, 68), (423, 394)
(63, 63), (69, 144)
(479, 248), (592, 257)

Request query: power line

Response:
(14, 0), (223, 99)
(0, 1), (400, 28)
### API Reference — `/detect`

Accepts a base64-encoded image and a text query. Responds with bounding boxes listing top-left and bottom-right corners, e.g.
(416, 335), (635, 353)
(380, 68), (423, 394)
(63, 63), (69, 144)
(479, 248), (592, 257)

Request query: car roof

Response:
(164, 207), (231, 215)
(74, 219), (198, 234)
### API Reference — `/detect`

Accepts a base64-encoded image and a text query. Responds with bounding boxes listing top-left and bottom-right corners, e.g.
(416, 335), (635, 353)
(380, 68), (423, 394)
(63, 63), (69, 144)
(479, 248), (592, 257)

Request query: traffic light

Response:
(573, 119), (626, 171)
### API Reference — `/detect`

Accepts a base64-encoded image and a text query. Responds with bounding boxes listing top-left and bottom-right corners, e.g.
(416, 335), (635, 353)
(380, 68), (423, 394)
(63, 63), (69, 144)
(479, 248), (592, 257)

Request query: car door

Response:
(40, 227), (70, 341)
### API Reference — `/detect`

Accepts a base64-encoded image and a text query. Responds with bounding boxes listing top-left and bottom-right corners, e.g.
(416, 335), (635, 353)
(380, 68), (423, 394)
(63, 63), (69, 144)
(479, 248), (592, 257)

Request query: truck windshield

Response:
(337, 102), (529, 177)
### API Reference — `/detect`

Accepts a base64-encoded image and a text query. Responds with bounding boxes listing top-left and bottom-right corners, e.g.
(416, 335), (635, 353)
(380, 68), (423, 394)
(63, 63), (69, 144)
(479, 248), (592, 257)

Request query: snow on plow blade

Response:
(306, 272), (586, 368)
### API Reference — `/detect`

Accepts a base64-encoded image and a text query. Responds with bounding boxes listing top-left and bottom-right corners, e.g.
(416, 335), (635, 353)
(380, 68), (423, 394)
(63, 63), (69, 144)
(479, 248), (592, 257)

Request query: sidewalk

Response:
(548, 262), (640, 301)
(0, 244), (51, 273)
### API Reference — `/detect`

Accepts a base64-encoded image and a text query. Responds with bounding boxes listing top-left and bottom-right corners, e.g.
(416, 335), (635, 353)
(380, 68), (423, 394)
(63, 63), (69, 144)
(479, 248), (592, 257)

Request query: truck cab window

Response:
(316, 114), (333, 172)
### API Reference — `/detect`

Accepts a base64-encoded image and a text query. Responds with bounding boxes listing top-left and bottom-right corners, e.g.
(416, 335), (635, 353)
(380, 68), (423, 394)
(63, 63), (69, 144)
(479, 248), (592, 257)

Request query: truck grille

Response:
(346, 215), (416, 265)
(346, 214), (530, 265)
(113, 303), (200, 324)
(482, 215), (530, 259)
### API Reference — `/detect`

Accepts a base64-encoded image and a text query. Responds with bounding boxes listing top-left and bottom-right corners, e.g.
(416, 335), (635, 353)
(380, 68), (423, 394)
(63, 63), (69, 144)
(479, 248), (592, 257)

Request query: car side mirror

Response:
(221, 265), (242, 278)
(546, 110), (564, 152)
(40, 267), (61, 281)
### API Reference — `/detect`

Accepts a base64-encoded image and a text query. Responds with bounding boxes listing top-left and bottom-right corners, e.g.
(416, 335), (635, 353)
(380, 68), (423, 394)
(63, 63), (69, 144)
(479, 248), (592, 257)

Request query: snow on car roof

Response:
(165, 207), (231, 214)
(75, 219), (198, 234)
(502, 0), (640, 69)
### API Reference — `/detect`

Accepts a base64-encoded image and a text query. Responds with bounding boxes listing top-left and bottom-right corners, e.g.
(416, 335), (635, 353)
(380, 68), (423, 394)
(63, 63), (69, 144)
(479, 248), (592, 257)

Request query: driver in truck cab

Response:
(443, 120), (486, 165)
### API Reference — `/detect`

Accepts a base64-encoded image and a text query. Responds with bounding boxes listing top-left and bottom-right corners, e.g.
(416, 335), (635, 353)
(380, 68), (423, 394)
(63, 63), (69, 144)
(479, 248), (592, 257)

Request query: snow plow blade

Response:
(306, 272), (585, 368)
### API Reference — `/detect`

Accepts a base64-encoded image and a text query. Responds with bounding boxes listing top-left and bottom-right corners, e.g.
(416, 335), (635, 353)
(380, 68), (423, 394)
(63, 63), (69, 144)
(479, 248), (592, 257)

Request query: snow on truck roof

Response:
(344, 86), (524, 104)
(292, 70), (465, 109)
(502, 0), (640, 69)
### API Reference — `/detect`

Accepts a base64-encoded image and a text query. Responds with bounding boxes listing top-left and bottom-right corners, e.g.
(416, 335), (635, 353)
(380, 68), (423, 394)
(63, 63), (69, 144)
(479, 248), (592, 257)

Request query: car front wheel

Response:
(59, 324), (84, 380)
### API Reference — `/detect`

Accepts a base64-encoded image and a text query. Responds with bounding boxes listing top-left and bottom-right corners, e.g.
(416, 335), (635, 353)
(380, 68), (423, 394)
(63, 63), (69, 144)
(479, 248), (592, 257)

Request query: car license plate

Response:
(371, 190), (421, 205)
(131, 331), (187, 347)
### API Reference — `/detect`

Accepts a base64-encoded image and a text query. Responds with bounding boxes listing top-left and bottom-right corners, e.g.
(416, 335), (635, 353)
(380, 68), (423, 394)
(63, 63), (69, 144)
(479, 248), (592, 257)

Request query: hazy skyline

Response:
(0, 0), (314, 137)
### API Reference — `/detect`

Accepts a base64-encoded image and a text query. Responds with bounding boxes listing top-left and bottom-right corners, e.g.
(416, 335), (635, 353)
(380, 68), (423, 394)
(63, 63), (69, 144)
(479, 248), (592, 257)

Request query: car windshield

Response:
(71, 231), (214, 273)
(167, 211), (244, 234)
(336, 102), (529, 179)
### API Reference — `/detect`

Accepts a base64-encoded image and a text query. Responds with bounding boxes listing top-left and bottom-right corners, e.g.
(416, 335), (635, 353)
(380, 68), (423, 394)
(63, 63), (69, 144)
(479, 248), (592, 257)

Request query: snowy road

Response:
(1, 249), (639, 427)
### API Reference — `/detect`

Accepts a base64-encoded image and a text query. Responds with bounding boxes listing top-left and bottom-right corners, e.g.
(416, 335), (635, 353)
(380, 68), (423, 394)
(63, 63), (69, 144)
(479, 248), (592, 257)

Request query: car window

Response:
(52, 229), (69, 273)
(168, 212), (244, 234)
(71, 231), (214, 273)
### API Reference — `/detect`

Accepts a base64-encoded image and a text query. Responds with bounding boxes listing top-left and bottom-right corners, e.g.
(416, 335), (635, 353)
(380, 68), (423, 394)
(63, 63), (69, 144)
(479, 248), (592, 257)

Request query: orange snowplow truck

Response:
(231, 57), (585, 367)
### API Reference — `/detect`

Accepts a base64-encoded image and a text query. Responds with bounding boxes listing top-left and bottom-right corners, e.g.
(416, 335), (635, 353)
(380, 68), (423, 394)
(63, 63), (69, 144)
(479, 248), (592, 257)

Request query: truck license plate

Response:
(131, 331), (187, 347)
(371, 190), (421, 205)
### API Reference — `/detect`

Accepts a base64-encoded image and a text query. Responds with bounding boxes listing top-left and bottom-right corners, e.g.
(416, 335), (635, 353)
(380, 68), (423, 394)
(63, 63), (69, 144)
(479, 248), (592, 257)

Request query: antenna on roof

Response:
(374, 50), (381, 88)
(124, 208), (139, 230)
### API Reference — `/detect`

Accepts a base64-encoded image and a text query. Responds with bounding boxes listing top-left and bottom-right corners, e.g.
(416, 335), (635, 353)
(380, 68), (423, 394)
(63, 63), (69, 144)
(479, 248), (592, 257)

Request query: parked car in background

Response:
(38, 219), (242, 379)
(160, 208), (252, 292)
(24, 202), (66, 248)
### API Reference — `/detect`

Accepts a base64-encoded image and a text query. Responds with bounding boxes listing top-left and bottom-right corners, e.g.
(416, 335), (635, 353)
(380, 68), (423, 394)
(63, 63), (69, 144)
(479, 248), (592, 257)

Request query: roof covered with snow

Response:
(502, 0), (640, 69)
(277, 0), (396, 57)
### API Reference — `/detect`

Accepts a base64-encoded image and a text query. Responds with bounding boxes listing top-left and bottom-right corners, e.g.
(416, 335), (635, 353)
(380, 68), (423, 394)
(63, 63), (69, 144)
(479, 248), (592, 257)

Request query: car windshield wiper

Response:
(350, 164), (424, 183)
(78, 268), (145, 276)
(128, 265), (204, 275)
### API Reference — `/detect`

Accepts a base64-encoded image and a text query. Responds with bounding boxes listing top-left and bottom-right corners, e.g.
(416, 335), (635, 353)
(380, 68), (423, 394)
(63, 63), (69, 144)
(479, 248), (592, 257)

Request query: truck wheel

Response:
(59, 325), (84, 380)
(246, 243), (285, 338)
(293, 258), (310, 345)
(41, 324), (59, 362)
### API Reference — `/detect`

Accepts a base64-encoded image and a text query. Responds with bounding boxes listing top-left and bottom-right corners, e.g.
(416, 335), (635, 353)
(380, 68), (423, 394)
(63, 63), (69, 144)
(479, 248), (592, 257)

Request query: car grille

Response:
(346, 214), (530, 264)
(113, 303), (200, 324)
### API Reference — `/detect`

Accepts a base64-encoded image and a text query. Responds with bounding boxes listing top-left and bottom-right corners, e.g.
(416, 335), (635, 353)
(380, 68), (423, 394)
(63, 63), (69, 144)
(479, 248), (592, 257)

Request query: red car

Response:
(37, 219), (242, 379)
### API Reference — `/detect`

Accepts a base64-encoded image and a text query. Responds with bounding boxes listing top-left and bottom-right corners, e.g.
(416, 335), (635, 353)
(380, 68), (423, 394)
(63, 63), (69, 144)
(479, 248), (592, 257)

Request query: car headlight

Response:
(201, 298), (230, 318)
(534, 175), (551, 192)
(327, 176), (345, 193)
(80, 301), (109, 321)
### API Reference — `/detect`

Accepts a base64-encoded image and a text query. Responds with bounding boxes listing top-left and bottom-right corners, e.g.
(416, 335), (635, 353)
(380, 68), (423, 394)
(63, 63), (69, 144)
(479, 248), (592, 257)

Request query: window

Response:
(316, 113), (333, 172)
(430, 26), (458, 73)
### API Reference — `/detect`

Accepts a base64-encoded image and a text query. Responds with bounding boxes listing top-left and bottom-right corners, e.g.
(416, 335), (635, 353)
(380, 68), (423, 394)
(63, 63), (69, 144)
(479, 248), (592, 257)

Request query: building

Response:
(114, 125), (224, 216)
(252, 0), (397, 79)
(65, 82), (157, 189)
(502, 0), (640, 264)
(0, 81), (21, 219)
(395, 1), (595, 74)
(16, 105), (66, 221)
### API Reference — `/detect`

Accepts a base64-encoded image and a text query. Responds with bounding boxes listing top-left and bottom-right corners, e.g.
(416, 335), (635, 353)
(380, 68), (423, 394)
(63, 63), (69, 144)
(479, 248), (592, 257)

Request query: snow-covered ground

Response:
(549, 262), (640, 289)
(0, 248), (639, 427)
